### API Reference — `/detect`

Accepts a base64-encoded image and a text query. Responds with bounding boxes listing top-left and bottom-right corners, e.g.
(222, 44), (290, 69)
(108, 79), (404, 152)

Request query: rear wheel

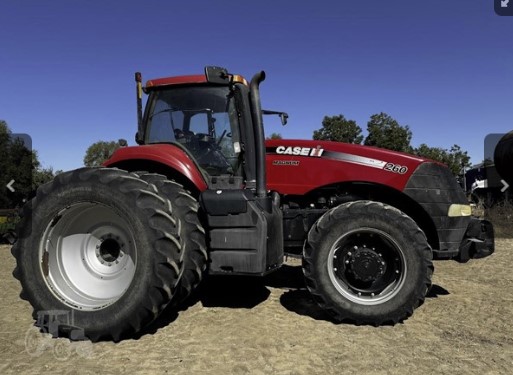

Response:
(133, 172), (207, 305)
(303, 200), (433, 325)
(12, 168), (183, 341)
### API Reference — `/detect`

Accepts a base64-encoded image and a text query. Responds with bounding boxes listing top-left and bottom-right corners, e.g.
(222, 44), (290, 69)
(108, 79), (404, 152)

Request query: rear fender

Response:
(104, 144), (208, 192)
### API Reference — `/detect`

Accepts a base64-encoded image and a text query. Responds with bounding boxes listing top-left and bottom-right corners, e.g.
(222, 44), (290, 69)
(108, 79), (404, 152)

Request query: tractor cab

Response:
(133, 67), (284, 276)
(142, 83), (241, 177)
(135, 69), (263, 190)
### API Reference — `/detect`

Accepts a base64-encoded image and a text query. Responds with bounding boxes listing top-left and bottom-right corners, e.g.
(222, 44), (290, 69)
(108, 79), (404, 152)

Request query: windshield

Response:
(145, 86), (241, 176)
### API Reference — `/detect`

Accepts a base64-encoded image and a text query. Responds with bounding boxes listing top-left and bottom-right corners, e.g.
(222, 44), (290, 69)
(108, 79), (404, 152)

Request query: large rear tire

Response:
(303, 200), (433, 325)
(133, 173), (207, 305)
(12, 168), (183, 341)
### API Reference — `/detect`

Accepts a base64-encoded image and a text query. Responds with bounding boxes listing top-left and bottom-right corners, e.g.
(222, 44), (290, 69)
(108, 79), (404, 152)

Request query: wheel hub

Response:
(348, 248), (386, 282)
(97, 237), (123, 264)
(327, 227), (407, 305)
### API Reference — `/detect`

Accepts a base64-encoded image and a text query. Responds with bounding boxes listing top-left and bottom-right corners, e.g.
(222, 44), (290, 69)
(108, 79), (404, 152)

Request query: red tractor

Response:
(12, 67), (494, 342)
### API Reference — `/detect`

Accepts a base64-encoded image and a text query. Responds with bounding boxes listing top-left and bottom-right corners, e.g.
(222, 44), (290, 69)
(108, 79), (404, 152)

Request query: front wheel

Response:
(303, 201), (433, 325)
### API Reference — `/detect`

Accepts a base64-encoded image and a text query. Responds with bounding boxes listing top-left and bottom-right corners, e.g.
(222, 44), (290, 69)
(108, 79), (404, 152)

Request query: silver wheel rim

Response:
(39, 202), (137, 310)
(327, 228), (406, 305)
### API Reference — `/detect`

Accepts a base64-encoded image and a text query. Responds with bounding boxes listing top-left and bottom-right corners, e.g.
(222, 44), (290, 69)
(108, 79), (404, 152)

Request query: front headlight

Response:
(448, 204), (472, 217)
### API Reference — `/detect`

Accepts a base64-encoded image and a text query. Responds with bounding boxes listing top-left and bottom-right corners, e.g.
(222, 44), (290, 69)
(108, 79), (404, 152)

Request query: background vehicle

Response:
(12, 67), (494, 341)
(465, 162), (506, 207)
(464, 130), (513, 207)
(494, 131), (513, 190)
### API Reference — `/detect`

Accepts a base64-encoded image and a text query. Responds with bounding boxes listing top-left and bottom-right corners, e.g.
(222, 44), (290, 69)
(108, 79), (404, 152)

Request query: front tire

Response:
(303, 200), (433, 325)
(12, 168), (183, 341)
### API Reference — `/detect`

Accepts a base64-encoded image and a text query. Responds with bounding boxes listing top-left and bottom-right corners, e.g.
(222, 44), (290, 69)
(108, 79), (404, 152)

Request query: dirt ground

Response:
(1, 239), (512, 375)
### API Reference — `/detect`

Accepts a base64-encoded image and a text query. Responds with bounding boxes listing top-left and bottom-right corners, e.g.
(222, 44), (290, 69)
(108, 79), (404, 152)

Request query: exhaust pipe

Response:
(250, 71), (267, 199)
(135, 72), (144, 145)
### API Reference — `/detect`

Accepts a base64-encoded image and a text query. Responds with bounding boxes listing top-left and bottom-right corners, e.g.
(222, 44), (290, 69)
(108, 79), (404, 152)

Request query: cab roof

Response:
(145, 75), (207, 89)
(144, 74), (248, 91)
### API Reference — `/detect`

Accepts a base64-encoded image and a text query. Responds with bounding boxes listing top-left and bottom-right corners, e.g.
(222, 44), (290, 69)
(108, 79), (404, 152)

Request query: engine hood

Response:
(265, 139), (437, 195)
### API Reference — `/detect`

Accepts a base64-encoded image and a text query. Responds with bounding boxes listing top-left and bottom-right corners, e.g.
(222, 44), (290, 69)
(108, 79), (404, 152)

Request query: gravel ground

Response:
(1, 239), (512, 374)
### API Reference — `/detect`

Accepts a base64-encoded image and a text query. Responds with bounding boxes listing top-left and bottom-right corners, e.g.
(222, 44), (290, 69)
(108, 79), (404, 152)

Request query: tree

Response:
(414, 143), (471, 176)
(0, 120), (56, 208)
(0, 126), (32, 208)
(84, 141), (121, 167)
(33, 165), (61, 190)
(0, 121), (11, 173)
(266, 133), (283, 140)
(482, 157), (494, 166)
(313, 115), (363, 144)
(364, 112), (412, 152)
(413, 144), (446, 164)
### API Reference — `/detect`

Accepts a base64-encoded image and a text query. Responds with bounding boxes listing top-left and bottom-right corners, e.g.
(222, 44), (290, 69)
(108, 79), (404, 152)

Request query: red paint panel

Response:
(103, 140), (436, 196)
(265, 139), (431, 195)
(104, 144), (208, 191)
(145, 75), (207, 89)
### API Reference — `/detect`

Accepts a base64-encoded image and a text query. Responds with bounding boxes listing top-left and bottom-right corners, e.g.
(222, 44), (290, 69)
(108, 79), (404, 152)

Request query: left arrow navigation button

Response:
(6, 179), (15, 192)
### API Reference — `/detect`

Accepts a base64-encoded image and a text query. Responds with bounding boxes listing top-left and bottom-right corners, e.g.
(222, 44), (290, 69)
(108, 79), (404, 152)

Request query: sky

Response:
(1, 0), (512, 171)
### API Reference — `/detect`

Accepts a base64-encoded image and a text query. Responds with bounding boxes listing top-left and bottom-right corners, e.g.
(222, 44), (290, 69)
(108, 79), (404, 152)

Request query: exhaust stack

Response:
(135, 72), (143, 144)
(249, 71), (267, 199)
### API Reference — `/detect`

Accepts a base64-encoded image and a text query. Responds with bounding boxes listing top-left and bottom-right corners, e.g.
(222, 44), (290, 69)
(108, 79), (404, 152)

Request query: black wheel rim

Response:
(327, 228), (406, 305)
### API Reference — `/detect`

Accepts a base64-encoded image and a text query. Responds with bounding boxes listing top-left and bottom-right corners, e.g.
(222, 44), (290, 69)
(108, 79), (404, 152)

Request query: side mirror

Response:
(262, 110), (289, 126)
(280, 113), (289, 126)
(205, 66), (230, 85)
(135, 132), (143, 145)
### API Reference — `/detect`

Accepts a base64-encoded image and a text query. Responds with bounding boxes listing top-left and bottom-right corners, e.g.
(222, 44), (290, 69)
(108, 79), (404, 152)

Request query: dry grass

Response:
(473, 198), (513, 238)
(2, 240), (513, 374)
